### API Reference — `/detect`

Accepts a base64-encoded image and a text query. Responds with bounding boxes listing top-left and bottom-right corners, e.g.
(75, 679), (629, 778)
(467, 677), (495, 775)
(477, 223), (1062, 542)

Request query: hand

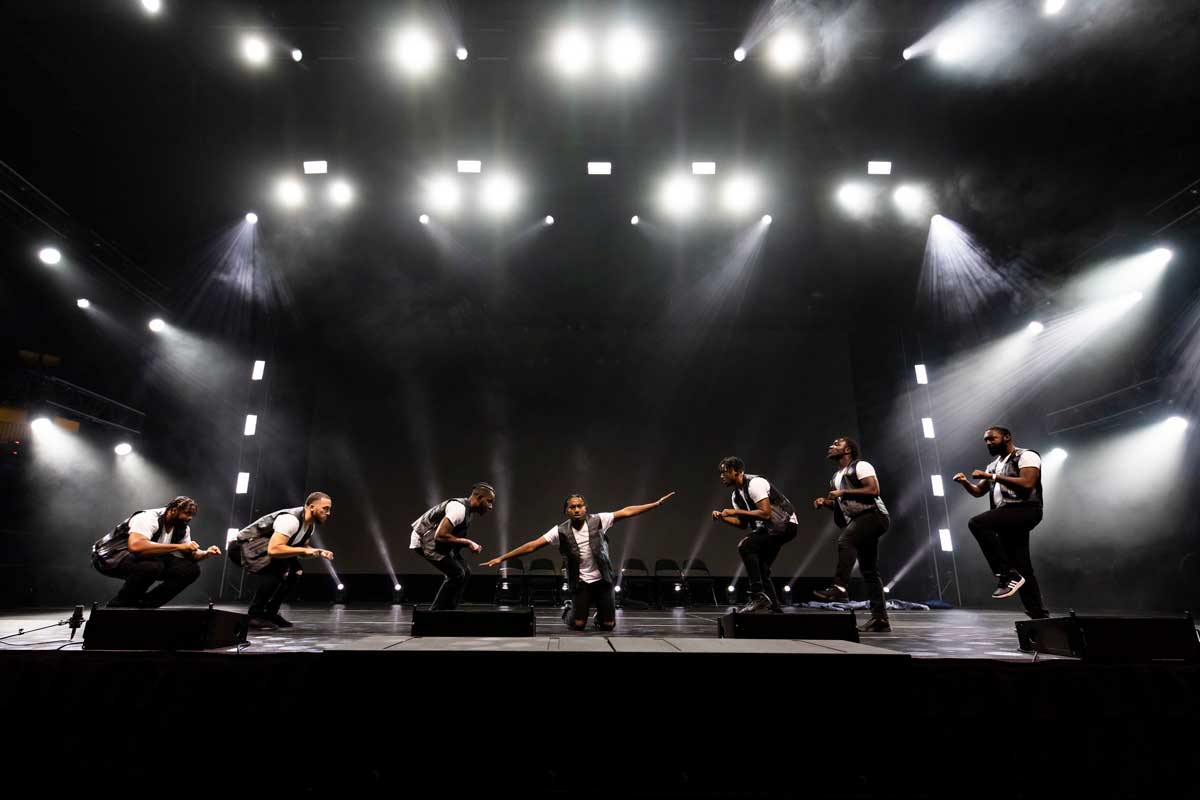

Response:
(654, 491), (676, 506)
(971, 470), (990, 480)
(206, 545), (221, 556)
(319, 549), (334, 560)
(711, 510), (722, 520)
(482, 557), (503, 568)
(466, 540), (482, 554)
(179, 541), (200, 552)
(813, 497), (827, 510)
(952, 472), (968, 483)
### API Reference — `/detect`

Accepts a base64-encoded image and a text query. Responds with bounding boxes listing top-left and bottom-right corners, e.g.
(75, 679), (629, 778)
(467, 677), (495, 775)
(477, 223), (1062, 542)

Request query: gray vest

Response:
(988, 448), (1043, 509)
(556, 514), (613, 591)
(411, 497), (473, 561)
(234, 506), (307, 573)
(731, 474), (795, 533)
(92, 508), (184, 569)
(831, 461), (889, 528)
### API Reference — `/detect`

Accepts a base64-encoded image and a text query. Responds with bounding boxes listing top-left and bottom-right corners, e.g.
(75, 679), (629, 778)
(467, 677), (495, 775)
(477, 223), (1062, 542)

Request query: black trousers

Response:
(248, 557), (302, 618)
(968, 505), (1047, 617)
(834, 510), (890, 616)
(565, 579), (616, 631)
(737, 522), (798, 608)
(97, 554), (201, 608)
(417, 548), (471, 610)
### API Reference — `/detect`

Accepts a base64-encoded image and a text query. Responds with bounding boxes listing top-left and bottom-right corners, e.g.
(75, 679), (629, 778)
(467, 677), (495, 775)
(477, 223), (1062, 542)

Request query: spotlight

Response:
(480, 174), (519, 216)
(276, 178), (306, 208)
(418, 214), (430, 225)
(335, 582), (347, 604)
(658, 173), (699, 219)
(614, 584), (622, 593)
(396, 27), (437, 75)
(1165, 416), (1190, 434)
(893, 185), (929, 216)
(244, 414), (257, 436)
(630, 215), (640, 225)
(245, 212), (258, 224)
(939, 528), (953, 552)
(544, 215), (555, 225)
(761, 214), (773, 225)
(456, 47), (468, 61)
(1151, 247), (1173, 266)
(766, 30), (803, 72)
(868, 161), (893, 175)
(931, 475), (945, 497)
(836, 182), (873, 216)
(303, 160), (328, 175)
(587, 162), (612, 175)
(922, 417), (936, 439)
(38, 247), (62, 265)
(76, 298), (90, 309)
(427, 176), (461, 213)
(457, 160), (482, 174)
(935, 33), (972, 64)
(727, 584), (736, 593)
(1044, 0), (1067, 15)
(901, 47), (914, 61)
(235, 472), (250, 494)
(394, 583), (402, 592)
(720, 174), (759, 215)
(783, 585), (791, 593)
(141, 0), (161, 14)
(148, 318), (166, 332)
(1046, 447), (1068, 462)
(604, 26), (649, 79)
(251, 360), (266, 380)
(30, 417), (52, 435)
(242, 35), (269, 66)
(1027, 321), (1045, 334)
(551, 27), (593, 78)
(674, 583), (682, 592)
(733, 47), (746, 62)
(691, 161), (717, 175)
(392, 583), (404, 604)
(291, 48), (303, 62)
(915, 364), (929, 384)
(114, 443), (133, 456)
(328, 179), (354, 207)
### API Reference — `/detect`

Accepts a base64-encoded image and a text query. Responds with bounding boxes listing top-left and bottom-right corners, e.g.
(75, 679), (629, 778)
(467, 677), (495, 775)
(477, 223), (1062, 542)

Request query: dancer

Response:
(230, 492), (335, 629)
(953, 425), (1049, 619)
(812, 437), (892, 632)
(409, 483), (496, 610)
(91, 496), (221, 608)
(713, 457), (797, 613)
(483, 491), (674, 630)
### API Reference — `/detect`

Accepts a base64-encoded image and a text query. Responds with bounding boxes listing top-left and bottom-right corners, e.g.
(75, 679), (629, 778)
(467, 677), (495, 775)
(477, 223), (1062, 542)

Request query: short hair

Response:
(305, 491), (331, 506)
(986, 426), (1012, 438)
(471, 482), (496, 497)
(836, 437), (860, 459)
(166, 496), (197, 515)
(719, 456), (745, 473)
(563, 493), (587, 513)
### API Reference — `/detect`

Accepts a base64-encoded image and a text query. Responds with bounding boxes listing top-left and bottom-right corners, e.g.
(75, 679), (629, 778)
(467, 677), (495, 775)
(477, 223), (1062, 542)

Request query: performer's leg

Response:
(248, 559), (287, 618)
(833, 527), (858, 593)
(566, 582), (594, 630)
(853, 513), (890, 620)
(968, 509), (1014, 577)
(737, 533), (769, 596)
(997, 511), (1048, 618)
(452, 552), (472, 608)
(263, 558), (302, 619)
(757, 531), (791, 610)
(593, 581), (616, 631)
(107, 557), (167, 608)
(139, 556), (201, 608)
(428, 552), (468, 610)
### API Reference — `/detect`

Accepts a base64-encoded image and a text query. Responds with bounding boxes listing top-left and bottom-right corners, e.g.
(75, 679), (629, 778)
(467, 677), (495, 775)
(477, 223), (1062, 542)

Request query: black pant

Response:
(418, 548), (471, 610)
(738, 522), (798, 608)
(968, 506), (1047, 617)
(248, 557), (302, 618)
(98, 554), (201, 608)
(834, 511), (890, 617)
(565, 580), (616, 631)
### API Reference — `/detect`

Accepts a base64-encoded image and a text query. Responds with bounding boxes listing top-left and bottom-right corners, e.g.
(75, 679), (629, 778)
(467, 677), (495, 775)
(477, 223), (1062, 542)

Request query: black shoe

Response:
(269, 613), (293, 628)
(247, 616), (278, 631)
(992, 573), (1026, 599)
(740, 593), (772, 614)
(1026, 610), (1051, 620)
(858, 616), (891, 633)
(769, 605), (784, 614)
(813, 585), (848, 602)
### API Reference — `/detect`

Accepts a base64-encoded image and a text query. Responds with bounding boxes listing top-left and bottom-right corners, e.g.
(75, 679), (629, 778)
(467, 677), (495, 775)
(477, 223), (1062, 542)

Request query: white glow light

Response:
(276, 178), (306, 208)
(1027, 321), (1045, 334)
(427, 176), (461, 213)
(544, 215), (555, 225)
(114, 443), (133, 456)
(481, 174), (520, 216)
(893, 184), (929, 216)
(1044, 0), (1067, 15)
(31, 417), (52, 435)
(931, 475), (945, 497)
(733, 47), (746, 62)
(148, 318), (166, 332)
(251, 360), (266, 381)
(227, 528), (239, 545)
(76, 298), (90, 309)
(659, 174), (699, 219)
(939, 529), (953, 552)
(761, 214), (773, 225)
(242, 35), (269, 66)
(783, 585), (791, 593)
(395, 582), (403, 591)
(721, 175), (759, 215)
(614, 585), (622, 593)
(303, 160), (328, 175)
(291, 49), (303, 62)
(1164, 416), (1190, 434)
(418, 214), (430, 225)
(901, 47), (914, 61)
(337, 583), (345, 591)
(551, 28), (593, 78)
(396, 27), (437, 75)
(141, 0), (162, 15)
(456, 47), (468, 61)
(457, 160), (482, 174)
(766, 30), (803, 72)
(867, 161), (892, 175)
(328, 179), (354, 207)
(915, 364), (929, 384)
(244, 414), (258, 436)
(235, 472), (250, 494)
(1046, 447), (1068, 464)
(691, 161), (717, 175)
(588, 162), (612, 175)
(245, 212), (258, 225)
(922, 417), (936, 439)
(38, 247), (62, 265)
(727, 585), (736, 593)
(630, 215), (640, 225)
(836, 182), (873, 216)
(605, 26), (649, 79)
(935, 33), (973, 64)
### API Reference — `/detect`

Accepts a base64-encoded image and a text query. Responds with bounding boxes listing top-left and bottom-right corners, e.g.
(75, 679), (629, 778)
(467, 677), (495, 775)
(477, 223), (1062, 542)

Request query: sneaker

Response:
(740, 592), (772, 614)
(247, 616), (278, 631)
(858, 616), (892, 633)
(561, 601), (574, 623)
(813, 585), (848, 602)
(269, 613), (293, 628)
(992, 573), (1026, 599)
(768, 605), (785, 614)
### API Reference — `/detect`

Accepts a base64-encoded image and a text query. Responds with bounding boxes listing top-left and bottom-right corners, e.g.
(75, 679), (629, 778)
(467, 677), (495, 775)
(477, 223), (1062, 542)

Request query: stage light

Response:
(761, 214), (772, 225)
(1027, 321), (1044, 334)
(457, 160), (482, 173)
(141, 0), (161, 15)
(245, 212), (258, 224)
(658, 173), (699, 219)
(337, 583), (345, 591)
(148, 318), (166, 332)
(727, 584), (736, 592)
(242, 35), (269, 66)
(426, 176), (461, 213)
(931, 475), (945, 497)
(1165, 416), (1190, 434)
(562, 582), (569, 591)
(721, 174), (760, 216)
(328, 179), (354, 207)
(901, 47), (914, 61)
(114, 443), (133, 456)
(480, 174), (520, 216)
(935, 33), (972, 64)
(396, 27), (437, 75)
(614, 584), (622, 593)
(836, 182), (873, 216)
(31, 417), (52, 435)
(867, 161), (892, 175)
(544, 215), (555, 225)
(244, 414), (257, 436)
(588, 162), (612, 175)
(235, 472), (250, 494)
(276, 178), (306, 208)
(939, 528), (953, 552)
(1044, 0), (1066, 15)
(551, 27), (593, 78)
(783, 585), (791, 593)
(252, 360), (266, 380)
(674, 583), (682, 592)
(1046, 447), (1068, 464)
(915, 364), (929, 384)
(630, 215), (639, 225)
(38, 247), (62, 265)
(418, 214), (430, 225)
(303, 160), (328, 175)
(1151, 247), (1173, 265)
(893, 185), (930, 217)
(226, 528), (239, 545)
(291, 49), (303, 62)
(605, 26), (649, 79)
(394, 583), (402, 592)
(733, 47), (746, 62)
(456, 47), (468, 61)
(766, 30), (803, 72)
(922, 418), (936, 439)
(76, 298), (90, 309)
(691, 161), (716, 175)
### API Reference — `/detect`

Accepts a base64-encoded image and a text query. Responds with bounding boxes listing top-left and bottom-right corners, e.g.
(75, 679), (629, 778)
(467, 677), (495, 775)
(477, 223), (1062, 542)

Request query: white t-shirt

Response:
(541, 512), (615, 584)
(128, 508), (191, 558)
(833, 461), (878, 515)
(738, 476), (799, 525)
(409, 500), (467, 549)
(987, 450), (1042, 506)
(272, 513), (314, 547)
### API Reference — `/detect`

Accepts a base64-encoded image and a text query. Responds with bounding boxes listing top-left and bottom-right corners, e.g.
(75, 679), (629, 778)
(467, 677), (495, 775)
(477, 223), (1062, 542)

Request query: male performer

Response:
(953, 425), (1049, 619)
(482, 491), (674, 631)
(230, 492), (334, 630)
(92, 496), (221, 608)
(713, 457), (798, 613)
(812, 437), (892, 633)
(409, 483), (496, 610)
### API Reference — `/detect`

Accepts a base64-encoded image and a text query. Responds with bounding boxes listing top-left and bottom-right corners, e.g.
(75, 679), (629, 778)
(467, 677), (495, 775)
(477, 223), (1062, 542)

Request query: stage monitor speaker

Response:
(718, 609), (859, 642)
(412, 607), (536, 637)
(1015, 613), (1200, 663)
(83, 607), (249, 651)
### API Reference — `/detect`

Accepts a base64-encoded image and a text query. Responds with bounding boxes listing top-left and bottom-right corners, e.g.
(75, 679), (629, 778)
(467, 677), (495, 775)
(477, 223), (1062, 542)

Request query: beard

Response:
(986, 443), (1006, 456)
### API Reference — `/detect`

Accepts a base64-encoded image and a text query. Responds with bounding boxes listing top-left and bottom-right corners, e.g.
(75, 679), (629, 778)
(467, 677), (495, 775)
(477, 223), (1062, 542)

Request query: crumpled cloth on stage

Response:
(801, 599), (932, 611)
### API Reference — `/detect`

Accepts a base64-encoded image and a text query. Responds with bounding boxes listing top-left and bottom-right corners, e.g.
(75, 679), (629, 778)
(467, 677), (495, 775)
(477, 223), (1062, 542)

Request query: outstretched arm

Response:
(613, 491), (675, 520)
(482, 536), (548, 568)
(952, 472), (989, 497)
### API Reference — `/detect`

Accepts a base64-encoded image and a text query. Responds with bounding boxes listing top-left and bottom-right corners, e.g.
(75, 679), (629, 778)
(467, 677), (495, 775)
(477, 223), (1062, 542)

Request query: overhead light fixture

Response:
(733, 47), (746, 62)
(396, 26), (438, 75)
(251, 360), (266, 381)
(291, 48), (303, 62)
(245, 212), (258, 224)
(38, 247), (62, 265)
(587, 162), (612, 175)
(148, 318), (166, 332)
(456, 47), (468, 61)
(76, 298), (91, 309)
(691, 161), (717, 175)
(867, 161), (892, 175)
(114, 443), (133, 456)
(766, 30), (803, 72)
(241, 35), (269, 66)
(303, 160), (328, 175)
(457, 160), (482, 174)
(551, 27), (593, 79)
